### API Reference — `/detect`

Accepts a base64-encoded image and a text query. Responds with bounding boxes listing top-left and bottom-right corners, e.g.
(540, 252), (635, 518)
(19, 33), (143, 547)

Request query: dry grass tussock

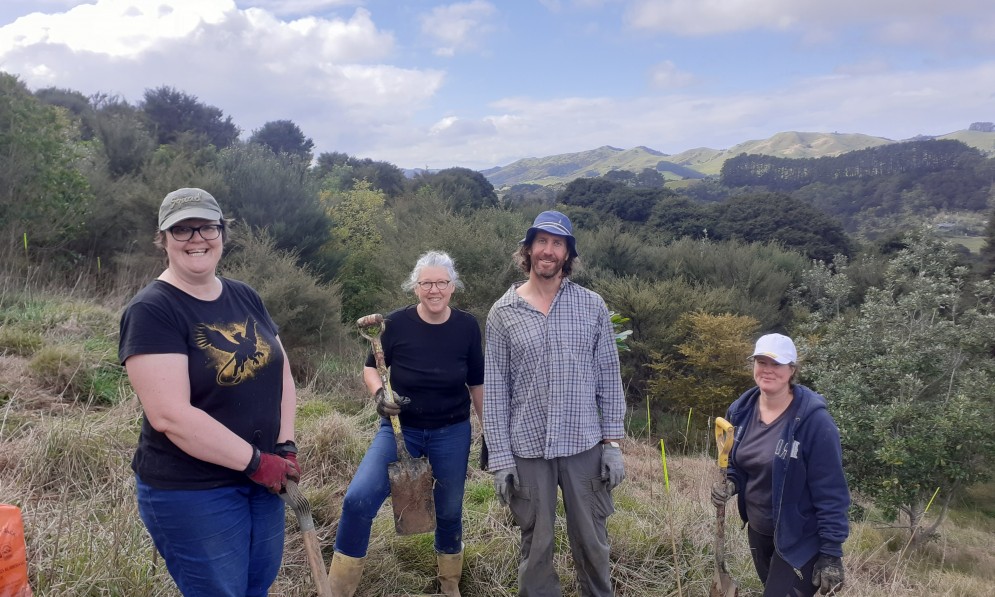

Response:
(3, 387), (994, 596)
(1, 287), (992, 595)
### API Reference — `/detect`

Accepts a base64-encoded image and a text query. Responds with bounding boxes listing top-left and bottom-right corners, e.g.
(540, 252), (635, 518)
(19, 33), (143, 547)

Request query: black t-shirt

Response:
(365, 305), (484, 429)
(119, 278), (284, 489)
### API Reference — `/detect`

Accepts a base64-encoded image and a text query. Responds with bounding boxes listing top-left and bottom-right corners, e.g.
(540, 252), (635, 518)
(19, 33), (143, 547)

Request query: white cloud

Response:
(623, 0), (991, 44)
(2, 0), (991, 171)
(833, 59), (891, 76)
(0, 0), (231, 57)
(625, 0), (798, 36)
(237, 0), (358, 18)
(649, 60), (696, 89)
(538, 0), (615, 11)
(429, 115), (498, 139)
(371, 61), (995, 168)
(0, 0), (444, 158)
(419, 0), (497, 57)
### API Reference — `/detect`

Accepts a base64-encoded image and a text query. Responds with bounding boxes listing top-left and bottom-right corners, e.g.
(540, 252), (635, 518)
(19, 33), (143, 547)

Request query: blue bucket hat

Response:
(520, 210), (578, 257)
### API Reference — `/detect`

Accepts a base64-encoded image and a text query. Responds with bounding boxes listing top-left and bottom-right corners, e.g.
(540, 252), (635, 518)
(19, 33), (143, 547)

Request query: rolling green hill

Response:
(485, 129), (995, 187)
(480, 145), (704, 188)
(672, 131), (894, 176)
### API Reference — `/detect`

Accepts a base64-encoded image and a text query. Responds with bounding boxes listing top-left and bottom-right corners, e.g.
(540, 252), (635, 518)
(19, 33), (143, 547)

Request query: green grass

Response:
(944, 235), (986, 253)
(0, 325), (44, 356)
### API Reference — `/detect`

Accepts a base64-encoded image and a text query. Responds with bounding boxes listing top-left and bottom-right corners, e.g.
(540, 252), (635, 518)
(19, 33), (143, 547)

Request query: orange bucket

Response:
(0, 504), (32, 597)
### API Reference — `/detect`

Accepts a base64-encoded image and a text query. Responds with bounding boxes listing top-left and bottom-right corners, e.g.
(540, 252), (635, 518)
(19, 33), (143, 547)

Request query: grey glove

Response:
(812, 554), (844, 595)
(374, 387), (409, 418)
(711, 479), (737, 508)
(600, 444), (625, 491)
(493, 466), (519, 505)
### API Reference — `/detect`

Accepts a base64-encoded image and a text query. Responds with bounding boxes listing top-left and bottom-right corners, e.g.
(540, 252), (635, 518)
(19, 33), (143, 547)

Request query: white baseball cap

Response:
(751, 333), (797, 365)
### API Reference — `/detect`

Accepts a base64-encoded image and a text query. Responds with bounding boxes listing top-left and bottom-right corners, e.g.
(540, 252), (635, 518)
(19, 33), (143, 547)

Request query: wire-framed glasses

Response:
(416, 280), (452, 291)
(168, 224), (224, 242)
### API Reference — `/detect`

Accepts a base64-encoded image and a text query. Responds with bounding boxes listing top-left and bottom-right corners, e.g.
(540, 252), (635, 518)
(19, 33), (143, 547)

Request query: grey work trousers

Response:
(509, 444), (615, 597)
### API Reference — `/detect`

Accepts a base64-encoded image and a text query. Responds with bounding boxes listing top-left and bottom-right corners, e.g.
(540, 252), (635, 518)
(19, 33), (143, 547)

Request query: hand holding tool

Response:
(357, 313), (436, 535)
(710, 417), (739, 597)
(246, 449), (300, 493)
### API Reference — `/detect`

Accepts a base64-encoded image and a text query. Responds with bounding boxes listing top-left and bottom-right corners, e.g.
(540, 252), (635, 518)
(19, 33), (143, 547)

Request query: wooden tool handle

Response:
(302, 530), (333, 597)
(356, 314), (411, 461)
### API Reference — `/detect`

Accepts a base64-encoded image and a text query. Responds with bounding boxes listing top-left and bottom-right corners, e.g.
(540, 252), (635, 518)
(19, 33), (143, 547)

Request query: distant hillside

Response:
(938, 129), (995, 153)
(483, 129), (995, 187)
(672, 131), (894, 176)
(481, 145), (705, 188)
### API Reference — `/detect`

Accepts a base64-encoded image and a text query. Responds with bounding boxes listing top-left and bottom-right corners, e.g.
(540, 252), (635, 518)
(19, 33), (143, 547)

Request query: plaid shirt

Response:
(483, 278), (626, 472)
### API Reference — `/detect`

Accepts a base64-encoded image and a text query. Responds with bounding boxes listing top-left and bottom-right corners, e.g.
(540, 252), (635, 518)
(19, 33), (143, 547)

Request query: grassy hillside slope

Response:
(482, 145), (703, 188)
(2, 291), (994, 596)
(485, 129), (995, 186)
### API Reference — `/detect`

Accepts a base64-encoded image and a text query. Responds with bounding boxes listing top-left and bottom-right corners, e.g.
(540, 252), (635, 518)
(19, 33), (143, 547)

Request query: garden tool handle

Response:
(357, 313), (385, 341)
(715, 417), (734, 468)
(356, 314), (410, 459)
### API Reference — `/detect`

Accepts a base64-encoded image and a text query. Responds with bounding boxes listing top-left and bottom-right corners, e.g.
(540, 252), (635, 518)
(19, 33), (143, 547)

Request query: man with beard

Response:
(483, 210), (626, 596)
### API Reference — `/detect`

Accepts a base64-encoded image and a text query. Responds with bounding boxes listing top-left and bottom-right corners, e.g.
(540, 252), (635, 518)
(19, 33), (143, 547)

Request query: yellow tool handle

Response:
(715, 417), (735, 468)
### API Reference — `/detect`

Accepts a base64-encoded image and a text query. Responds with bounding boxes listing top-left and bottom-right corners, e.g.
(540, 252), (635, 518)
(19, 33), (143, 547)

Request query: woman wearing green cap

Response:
(119, 187), (300, 596)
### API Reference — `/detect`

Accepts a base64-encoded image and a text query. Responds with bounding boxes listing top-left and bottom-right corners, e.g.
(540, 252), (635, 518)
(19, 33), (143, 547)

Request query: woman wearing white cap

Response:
(711, 333), (850, 596)
(119, 188), (300, 596)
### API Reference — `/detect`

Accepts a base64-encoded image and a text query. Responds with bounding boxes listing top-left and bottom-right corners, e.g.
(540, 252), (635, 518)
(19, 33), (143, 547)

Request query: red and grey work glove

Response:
(244, 447), (300, 493)
(493, 466), (520, 506)
(600, 443), (625, 491)
(812, 554), (844, 595)
(275, 440), (299, 477)
(374, 387), (410, 418)
(711, 479), (737, 508)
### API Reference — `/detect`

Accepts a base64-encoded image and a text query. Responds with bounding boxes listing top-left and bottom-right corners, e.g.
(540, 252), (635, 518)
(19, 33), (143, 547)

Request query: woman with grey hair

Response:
(327, 250), (484, 597)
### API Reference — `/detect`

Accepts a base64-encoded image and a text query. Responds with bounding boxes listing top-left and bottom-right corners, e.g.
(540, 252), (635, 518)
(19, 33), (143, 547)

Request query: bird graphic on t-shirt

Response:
(194, 317), (265, 385)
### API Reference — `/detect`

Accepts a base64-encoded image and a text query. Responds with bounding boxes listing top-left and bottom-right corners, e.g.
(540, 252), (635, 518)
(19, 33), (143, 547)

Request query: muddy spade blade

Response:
(388, 456), (436, 535)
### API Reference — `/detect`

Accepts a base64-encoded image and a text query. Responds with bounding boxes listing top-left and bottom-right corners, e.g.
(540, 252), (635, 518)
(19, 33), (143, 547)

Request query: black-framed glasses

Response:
(168, 224), (224, 242)
(416, 280), (452, 291)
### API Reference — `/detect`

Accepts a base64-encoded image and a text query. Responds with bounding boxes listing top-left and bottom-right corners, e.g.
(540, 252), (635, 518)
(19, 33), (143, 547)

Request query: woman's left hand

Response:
(812, 554), (844, 594)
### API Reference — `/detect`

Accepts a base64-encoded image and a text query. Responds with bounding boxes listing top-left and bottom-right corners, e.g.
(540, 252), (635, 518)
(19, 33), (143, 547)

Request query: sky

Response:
(0, 0), (993, 170)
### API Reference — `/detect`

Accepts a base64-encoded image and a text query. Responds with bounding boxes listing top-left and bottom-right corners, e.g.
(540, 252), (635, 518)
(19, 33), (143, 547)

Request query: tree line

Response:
(717, 139), (995, 235)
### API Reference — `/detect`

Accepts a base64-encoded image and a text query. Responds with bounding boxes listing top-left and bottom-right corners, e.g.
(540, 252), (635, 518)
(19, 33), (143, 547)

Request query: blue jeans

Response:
(334, 418), (471, 557)
(136, 476), (285, 597)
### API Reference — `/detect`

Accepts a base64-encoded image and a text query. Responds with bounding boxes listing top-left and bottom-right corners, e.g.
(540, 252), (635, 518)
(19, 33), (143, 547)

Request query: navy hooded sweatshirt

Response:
(725, 383), (850, 569)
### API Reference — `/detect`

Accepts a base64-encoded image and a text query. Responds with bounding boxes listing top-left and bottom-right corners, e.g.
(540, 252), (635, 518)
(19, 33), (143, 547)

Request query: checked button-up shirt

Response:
(483, 278), (626, 472)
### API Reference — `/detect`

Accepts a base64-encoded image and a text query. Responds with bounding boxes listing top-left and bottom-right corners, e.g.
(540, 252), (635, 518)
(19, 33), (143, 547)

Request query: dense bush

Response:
(804, 231), (995, 537)
(645, 311), (757, 418)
